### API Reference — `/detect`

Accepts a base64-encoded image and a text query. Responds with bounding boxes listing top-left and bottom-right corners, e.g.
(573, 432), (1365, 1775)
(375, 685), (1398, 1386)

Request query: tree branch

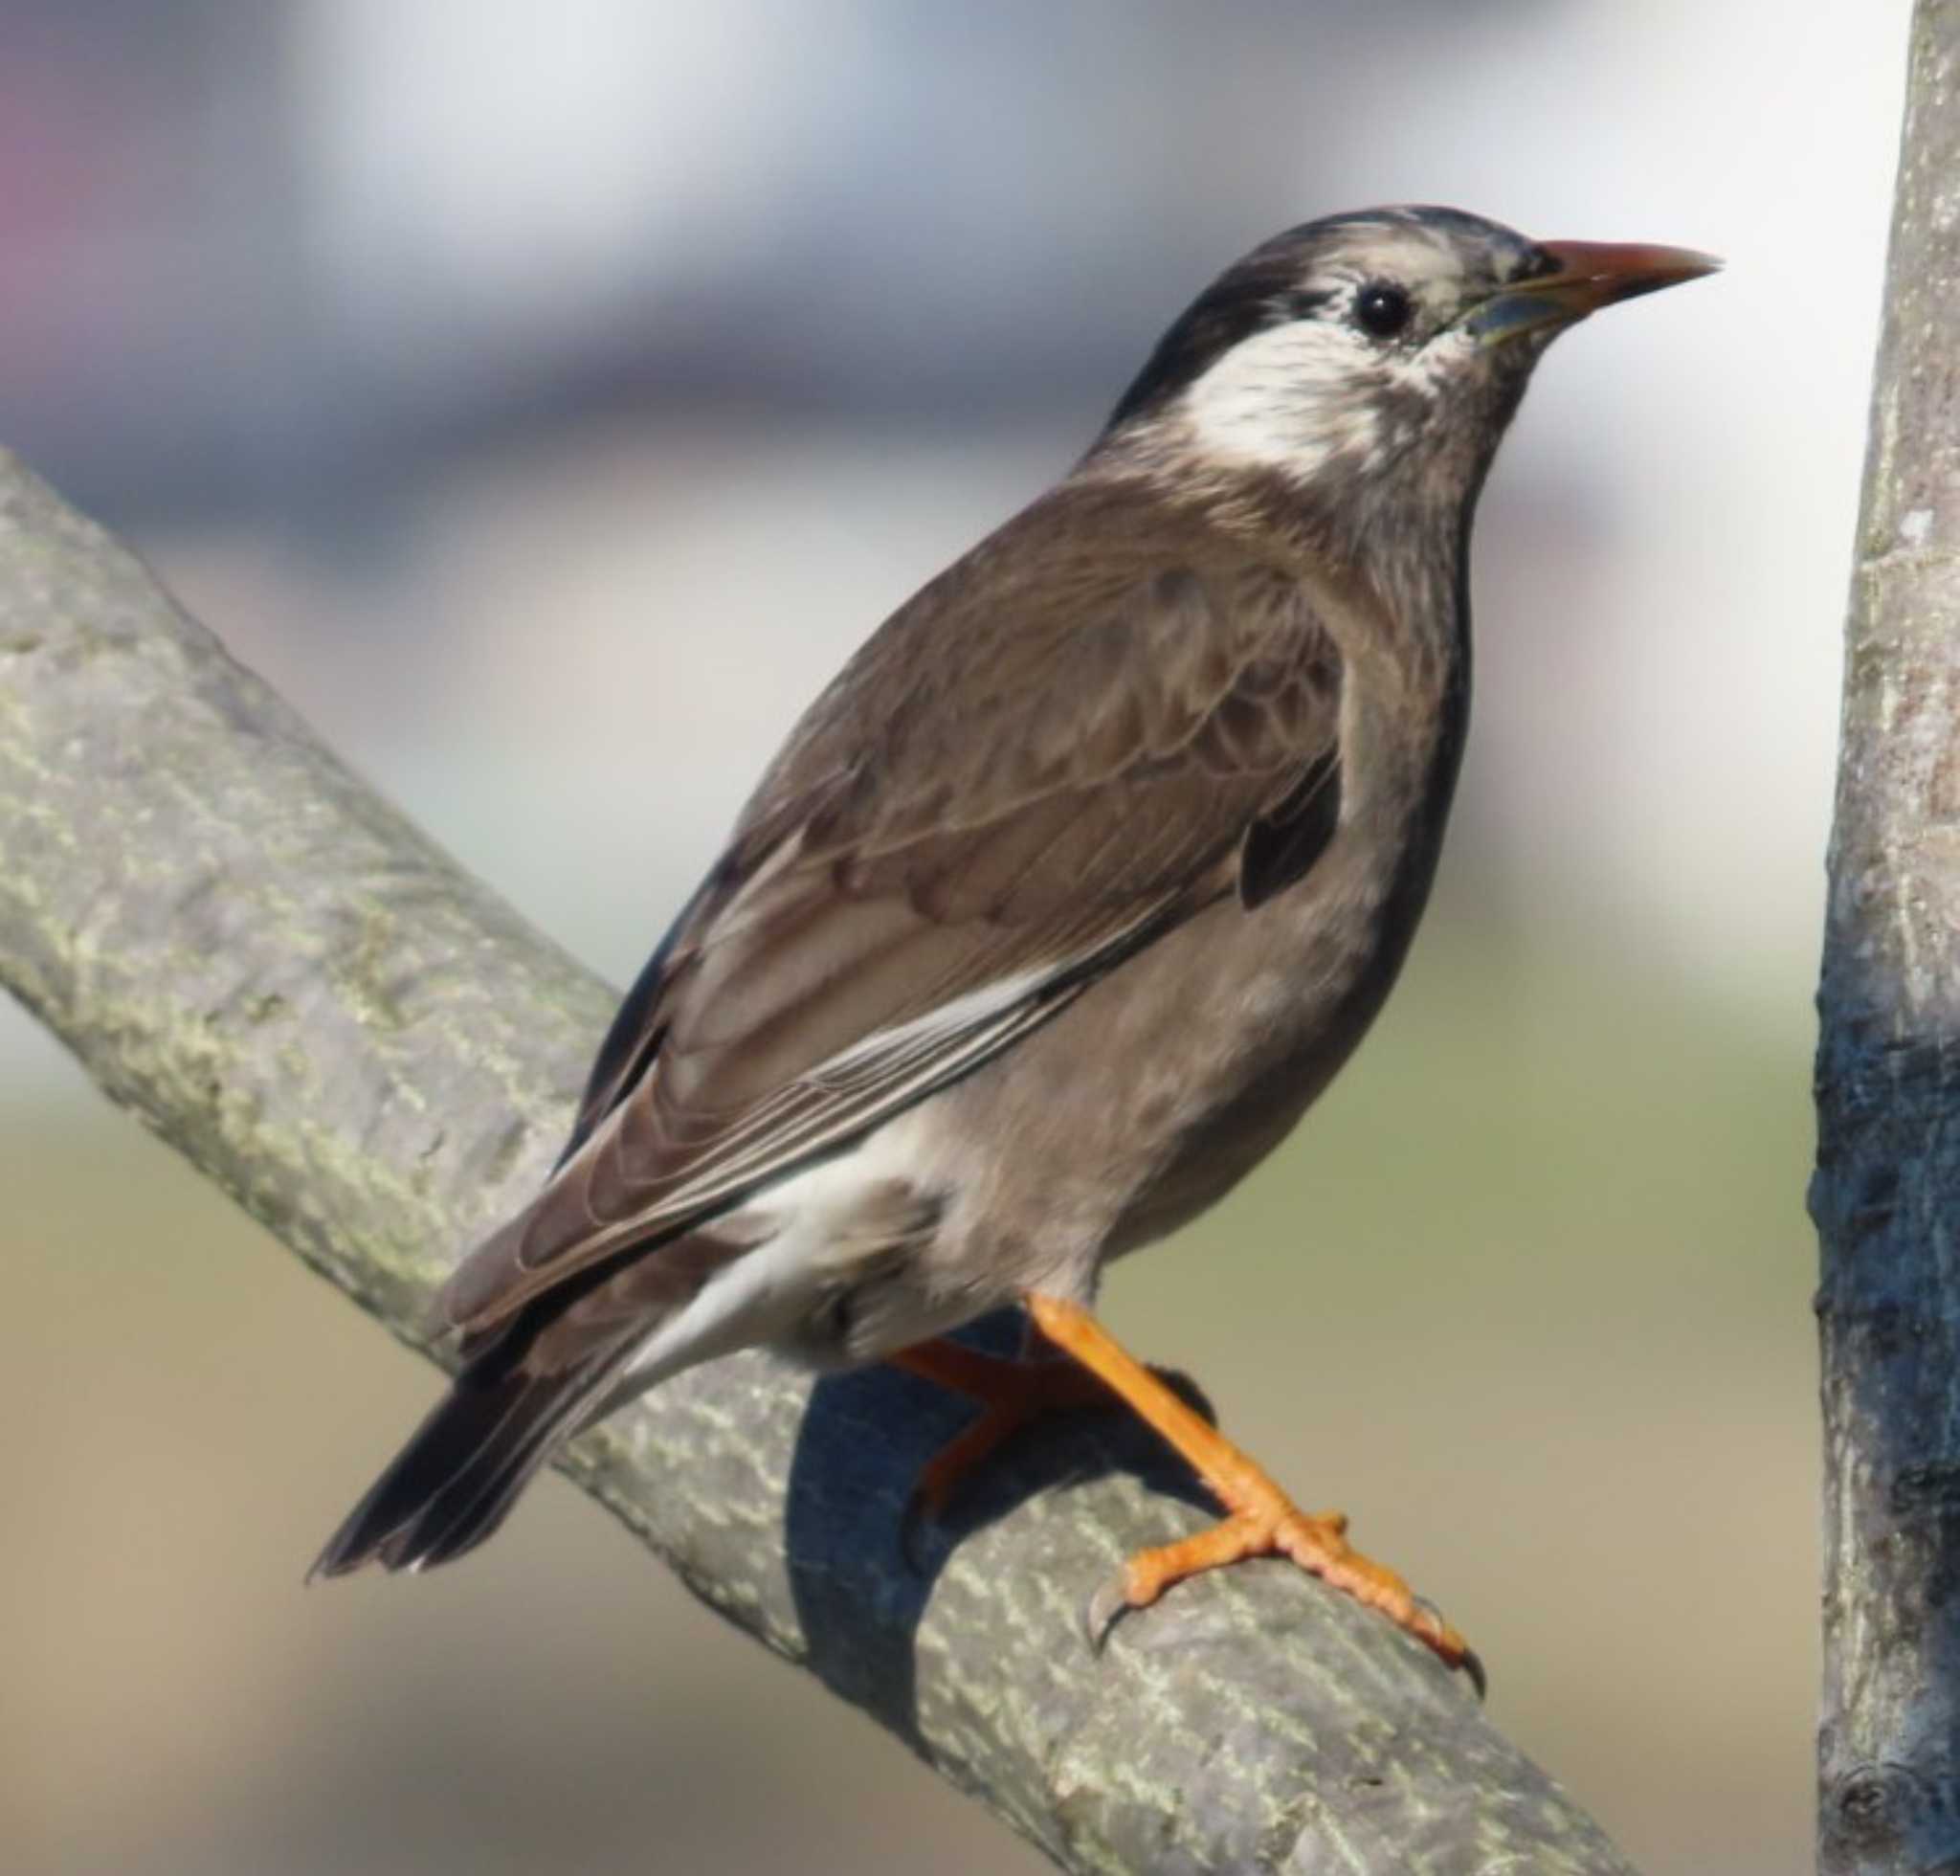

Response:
(0, 448), (1634, 1872)
(1813, 4), (1960, 1870)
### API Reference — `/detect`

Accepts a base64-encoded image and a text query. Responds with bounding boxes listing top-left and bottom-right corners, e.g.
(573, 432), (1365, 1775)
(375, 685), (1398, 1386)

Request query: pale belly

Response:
(900, 790), (1448, 1316)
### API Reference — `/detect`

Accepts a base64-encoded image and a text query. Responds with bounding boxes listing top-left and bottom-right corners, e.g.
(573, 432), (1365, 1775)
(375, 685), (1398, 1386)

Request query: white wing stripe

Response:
(809, 965), (1053, 1083)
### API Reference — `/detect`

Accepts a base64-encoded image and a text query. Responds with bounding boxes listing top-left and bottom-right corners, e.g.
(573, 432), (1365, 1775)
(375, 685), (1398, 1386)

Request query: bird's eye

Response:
(1354, 282), (1414, 340)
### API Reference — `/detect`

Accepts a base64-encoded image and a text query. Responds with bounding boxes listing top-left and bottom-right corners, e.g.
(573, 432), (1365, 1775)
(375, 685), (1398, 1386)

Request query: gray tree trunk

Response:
(1813, 4), (1960, 1871)
(0, 457), (1637, 1869)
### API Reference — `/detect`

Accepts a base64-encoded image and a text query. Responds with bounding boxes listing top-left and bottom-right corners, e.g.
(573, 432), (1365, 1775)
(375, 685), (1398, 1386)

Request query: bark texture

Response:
(1814, 5), (1960, 1870)
(0, 448), (1635, 1873)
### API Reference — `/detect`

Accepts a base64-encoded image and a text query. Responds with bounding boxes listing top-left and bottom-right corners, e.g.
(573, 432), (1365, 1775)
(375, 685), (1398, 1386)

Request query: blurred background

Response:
(0, 2), (1907, 1870)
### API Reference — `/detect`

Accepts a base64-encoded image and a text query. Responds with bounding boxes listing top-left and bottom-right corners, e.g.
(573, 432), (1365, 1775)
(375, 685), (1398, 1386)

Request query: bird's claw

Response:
(1083, 1568), (1137, 1652)
(1413, 1595), (1486, 1700)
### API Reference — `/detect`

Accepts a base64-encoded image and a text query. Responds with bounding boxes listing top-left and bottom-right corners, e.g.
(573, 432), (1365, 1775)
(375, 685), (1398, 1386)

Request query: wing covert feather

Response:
(444, 488), (1349, 1331)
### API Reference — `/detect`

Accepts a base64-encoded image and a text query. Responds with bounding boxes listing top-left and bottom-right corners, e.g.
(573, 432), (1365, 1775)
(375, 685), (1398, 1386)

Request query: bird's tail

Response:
(307, 1328), (637, 1579)
(311, 1215), (763, 1580)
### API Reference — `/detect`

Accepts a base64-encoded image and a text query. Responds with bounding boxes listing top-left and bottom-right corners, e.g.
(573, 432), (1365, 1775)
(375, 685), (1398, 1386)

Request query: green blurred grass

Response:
(0, 904), (1815, 1875)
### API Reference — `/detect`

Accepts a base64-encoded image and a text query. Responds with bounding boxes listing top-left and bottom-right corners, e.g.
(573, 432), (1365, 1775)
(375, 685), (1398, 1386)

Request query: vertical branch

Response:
(1814, 3), (1960, 1867)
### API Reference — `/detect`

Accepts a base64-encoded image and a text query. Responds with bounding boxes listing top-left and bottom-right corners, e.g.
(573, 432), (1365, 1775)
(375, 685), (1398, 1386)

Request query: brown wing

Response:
(441, 486), (1348, 1331)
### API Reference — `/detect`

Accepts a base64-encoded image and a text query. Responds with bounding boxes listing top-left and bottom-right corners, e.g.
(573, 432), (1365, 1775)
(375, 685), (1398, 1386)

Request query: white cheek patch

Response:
(1181, 321), (1386, 480)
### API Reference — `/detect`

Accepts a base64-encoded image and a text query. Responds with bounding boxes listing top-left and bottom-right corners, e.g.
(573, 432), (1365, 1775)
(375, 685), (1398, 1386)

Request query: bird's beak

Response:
(1466, 240), (1721, 346)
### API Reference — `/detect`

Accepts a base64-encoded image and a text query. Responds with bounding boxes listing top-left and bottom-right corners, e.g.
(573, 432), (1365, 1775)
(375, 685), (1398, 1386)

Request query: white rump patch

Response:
(612, 1111), (933, 1389)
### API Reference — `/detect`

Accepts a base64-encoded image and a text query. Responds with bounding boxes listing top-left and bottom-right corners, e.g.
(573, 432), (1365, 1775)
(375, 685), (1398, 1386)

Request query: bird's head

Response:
(1102, 205), (1716, 538)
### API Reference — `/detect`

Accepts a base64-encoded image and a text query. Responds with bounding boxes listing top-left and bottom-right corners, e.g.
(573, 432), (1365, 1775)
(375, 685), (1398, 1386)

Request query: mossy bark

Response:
(1813, 5), (1960, 1871)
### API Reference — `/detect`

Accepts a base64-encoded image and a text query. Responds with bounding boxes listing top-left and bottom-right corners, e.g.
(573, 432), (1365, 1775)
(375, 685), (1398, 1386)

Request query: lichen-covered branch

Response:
(0, 449), (1632, 1873)
(1812, 4), (1960, 1869)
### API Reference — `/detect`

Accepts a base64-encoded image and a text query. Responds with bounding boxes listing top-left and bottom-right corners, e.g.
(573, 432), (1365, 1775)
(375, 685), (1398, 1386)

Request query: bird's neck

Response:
(1096, 446), (1479, 684)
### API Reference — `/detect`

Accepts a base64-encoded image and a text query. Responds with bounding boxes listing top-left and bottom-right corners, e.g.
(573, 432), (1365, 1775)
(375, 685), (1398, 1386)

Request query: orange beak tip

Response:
(1532, 239), (1724, 307)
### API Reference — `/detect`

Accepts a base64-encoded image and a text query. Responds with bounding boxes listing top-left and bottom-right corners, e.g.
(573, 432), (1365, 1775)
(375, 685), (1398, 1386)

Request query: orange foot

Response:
(1015, 1292), (1481, 1693)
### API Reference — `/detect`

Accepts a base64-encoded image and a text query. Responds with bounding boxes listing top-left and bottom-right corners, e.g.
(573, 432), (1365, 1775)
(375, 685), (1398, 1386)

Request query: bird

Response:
(311, 205), (1715, 1682)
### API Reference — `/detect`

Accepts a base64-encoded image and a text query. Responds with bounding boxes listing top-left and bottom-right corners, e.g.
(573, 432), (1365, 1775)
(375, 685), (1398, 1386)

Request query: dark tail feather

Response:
(308, 1339), (630, 1580)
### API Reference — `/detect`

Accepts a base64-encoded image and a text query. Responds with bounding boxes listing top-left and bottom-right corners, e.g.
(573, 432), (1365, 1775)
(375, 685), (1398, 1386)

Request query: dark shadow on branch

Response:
(786, 1306), (1216, 1749)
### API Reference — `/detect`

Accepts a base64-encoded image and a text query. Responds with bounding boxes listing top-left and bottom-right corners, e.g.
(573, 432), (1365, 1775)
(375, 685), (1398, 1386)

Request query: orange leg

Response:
(889, 1334), (1115, 1521)
(1022, 1292), (1478, 1687)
